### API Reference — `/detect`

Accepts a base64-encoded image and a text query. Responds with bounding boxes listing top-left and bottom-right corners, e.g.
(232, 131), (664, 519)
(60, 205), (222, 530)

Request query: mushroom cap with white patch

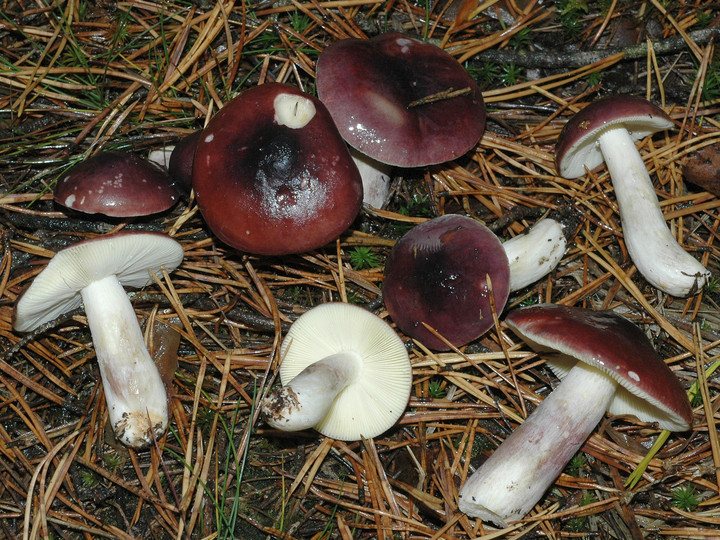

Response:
(192, 83), (363, 255)
(555, 95), (674, 179)
(316, 32), (485, 168)
(14, 232), (185, 333)
(54, 151), (179, 217)
(504, 304), (692, 432)
(277, 302), (412, 440)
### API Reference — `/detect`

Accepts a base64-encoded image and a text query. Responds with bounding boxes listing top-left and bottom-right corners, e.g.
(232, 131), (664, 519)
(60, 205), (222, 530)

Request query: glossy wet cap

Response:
(14, 232), (184, 333)
(54, 151), (179, 217)
(192, 83), (363, 255)
(383, 214), (510, 351)
(555, 95), (674, 179)
(316, 32), (485, 167)
(504, 304), (693, 431)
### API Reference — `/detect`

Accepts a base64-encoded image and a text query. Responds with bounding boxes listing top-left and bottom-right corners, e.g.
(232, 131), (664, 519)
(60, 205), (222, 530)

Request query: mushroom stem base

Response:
(261, 352), (362, 432)
(81, 275), (168, 448)
(458, 362), (617, 526)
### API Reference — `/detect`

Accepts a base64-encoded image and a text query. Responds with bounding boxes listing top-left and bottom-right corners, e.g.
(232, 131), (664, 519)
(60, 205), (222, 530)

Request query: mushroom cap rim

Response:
(504, 303), (692, 431)
(13, 232), (184, 333)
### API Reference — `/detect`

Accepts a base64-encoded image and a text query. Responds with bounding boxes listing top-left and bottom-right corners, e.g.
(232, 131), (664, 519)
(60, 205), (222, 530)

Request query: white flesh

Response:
(351, 149), (392, 209)
(273, 93), (316, 129)
(458, 362), (616, 526)
(81, 275), (168, 448)
(261, 351), (363, 431)
(503, 219), (567, 291)
(598, 128), (710, 296)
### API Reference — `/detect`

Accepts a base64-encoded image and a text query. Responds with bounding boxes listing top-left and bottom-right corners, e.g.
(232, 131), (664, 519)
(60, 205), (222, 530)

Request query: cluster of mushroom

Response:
(12, 34), (700, 527)
(251, 38), (699, 530)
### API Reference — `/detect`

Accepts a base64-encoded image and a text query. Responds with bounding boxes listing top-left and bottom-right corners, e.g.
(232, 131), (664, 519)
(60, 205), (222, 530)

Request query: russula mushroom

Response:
(458, 303), (693, 526)
(383, 214), (510, 351)
(316, 32), (485, 167)
(556, 95), (710, 297)
(14, 232), (185, 448)
(382, 215), (567, 350)
(260, 303), (411, 441)
(54, 151), (179, 217)
(192, 83), (363, 255)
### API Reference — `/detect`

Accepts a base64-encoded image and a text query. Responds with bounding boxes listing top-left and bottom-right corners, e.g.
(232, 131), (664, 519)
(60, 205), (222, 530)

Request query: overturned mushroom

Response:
(14, 232), (185, 448)
(261, 303), (411, 441)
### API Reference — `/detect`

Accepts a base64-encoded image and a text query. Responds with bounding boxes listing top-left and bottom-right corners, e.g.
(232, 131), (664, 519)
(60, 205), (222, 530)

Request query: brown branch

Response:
(470, 26), (720, 69)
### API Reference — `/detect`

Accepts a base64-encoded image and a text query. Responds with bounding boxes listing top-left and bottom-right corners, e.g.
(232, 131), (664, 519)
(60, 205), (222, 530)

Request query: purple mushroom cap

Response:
(54, 151), (178, 217)
(316, 32), (485, 167)
(192, 83), (363, 256)
(383, 214), (510, 350)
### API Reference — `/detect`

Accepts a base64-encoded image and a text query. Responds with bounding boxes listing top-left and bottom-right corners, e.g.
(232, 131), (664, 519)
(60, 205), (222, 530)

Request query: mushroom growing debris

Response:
(382, 215), (567, 350)
(556, 95), (709, 297)
(54, 151), (179, 218)
(192, 83), (363, 256)
(316, 32), (485, 168)
(458, 304), (693, 526)
(14, 232), (185, 448)
(261, 303), (412, 441)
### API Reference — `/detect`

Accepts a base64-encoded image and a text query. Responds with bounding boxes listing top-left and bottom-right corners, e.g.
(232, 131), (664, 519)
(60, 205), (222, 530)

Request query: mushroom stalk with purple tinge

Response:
(14, 232), (185, 448)
(261, 303), (411, 441)
(458, 304), (693, 526)
(556, 95), (710, 297)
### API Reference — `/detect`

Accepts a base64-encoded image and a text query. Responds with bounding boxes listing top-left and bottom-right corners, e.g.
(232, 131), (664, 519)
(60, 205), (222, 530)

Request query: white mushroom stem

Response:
(351, 149), (392, 209)
(81, 274), (168, 448)
(147, 146), (174, 170)
(503, 219), (567, 292)
(458, 362), (617, 526)
(261, 352), (363, 431)
(598, 128), (710, 296)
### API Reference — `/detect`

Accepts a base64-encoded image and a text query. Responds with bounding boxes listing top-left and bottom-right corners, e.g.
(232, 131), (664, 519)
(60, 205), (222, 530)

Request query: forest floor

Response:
(2, 0), (720, 538)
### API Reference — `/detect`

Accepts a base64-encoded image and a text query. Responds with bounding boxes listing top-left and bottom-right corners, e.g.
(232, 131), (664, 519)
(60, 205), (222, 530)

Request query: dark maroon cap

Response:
(54, 151), (178, 217)
(505, 303), (693, 431)
(192, 83), (363, 256)
(316, 32), (485, 168)
(383, 214), (510, 350)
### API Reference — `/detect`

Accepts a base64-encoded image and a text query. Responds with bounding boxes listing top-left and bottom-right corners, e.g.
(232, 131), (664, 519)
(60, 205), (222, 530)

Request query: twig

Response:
(469, 26), (720, 68)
